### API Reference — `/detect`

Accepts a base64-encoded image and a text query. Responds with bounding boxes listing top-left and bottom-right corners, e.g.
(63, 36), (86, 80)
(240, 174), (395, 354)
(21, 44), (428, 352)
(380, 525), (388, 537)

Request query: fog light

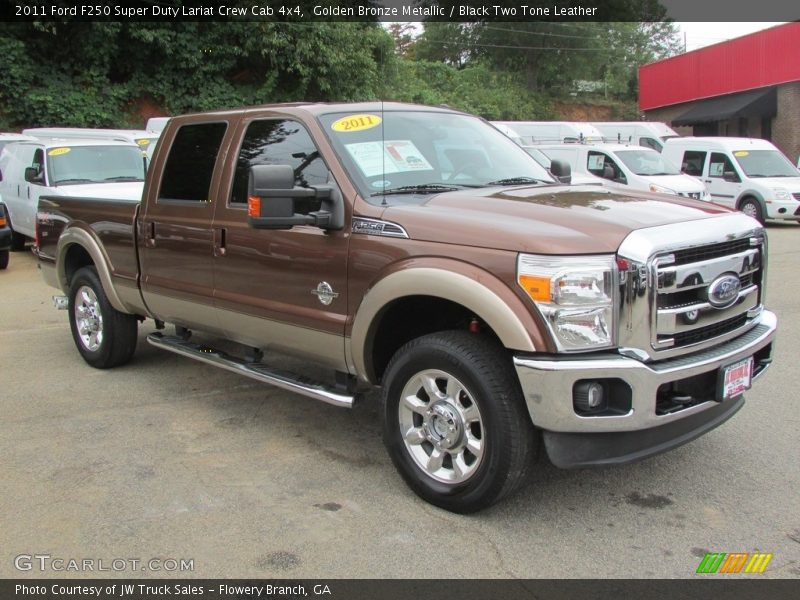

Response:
(574, 381), (606, 413)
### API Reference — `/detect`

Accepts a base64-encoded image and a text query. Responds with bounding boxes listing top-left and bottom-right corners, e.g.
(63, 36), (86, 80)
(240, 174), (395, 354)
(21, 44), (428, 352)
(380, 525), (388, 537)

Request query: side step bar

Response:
(147, 333), (354, 408)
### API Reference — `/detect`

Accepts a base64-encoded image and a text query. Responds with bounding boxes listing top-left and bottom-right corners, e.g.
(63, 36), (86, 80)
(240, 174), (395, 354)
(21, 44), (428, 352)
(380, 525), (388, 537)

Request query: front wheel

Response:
(382, 331), (537, 513)
(740, 197), (765, 225)
(0, 249), (8, 270)
(68, 266), (138, 368)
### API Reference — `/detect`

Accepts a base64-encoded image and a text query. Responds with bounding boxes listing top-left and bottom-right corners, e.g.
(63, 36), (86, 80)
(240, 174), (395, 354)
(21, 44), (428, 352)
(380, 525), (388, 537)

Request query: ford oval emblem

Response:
(707, 274), (741, 309)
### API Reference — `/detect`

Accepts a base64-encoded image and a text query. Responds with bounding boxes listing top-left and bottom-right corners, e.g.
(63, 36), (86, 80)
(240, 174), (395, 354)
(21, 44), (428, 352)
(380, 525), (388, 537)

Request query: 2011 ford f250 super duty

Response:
(35, 102), (776, 512)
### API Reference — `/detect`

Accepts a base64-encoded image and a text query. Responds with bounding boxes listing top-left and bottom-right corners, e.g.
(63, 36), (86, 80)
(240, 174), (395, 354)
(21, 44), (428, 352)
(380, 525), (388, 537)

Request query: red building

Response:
(639, 22), (800, 163)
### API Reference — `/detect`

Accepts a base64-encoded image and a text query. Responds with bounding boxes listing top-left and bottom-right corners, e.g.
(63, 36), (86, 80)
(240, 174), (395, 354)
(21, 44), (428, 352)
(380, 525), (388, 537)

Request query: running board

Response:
(147, 333), (354, 408)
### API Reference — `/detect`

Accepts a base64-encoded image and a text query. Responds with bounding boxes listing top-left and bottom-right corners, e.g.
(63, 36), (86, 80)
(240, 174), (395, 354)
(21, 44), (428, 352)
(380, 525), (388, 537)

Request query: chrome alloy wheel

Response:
(74, 285), (104, 351)
(398, 369), (485, 484)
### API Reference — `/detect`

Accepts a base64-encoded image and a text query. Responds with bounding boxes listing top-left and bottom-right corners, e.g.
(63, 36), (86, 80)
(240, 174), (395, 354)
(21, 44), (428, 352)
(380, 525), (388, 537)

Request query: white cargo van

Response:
(492, 121), (604, 144)
(592, 122), (679, 152)
(0, 139), (144, 248)
(537, 143), (709, 199)
(662, 137), (800, 224)
(23, 127), (160, 160)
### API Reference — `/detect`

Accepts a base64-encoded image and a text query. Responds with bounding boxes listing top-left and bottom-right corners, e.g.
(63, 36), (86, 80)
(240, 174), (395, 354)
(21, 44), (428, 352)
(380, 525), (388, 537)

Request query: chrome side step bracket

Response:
(147, 333), (354, 408)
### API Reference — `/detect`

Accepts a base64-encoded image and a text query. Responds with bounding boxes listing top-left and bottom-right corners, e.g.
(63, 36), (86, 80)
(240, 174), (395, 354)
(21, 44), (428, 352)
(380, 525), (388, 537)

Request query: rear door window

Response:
(158, 122), (227, 203)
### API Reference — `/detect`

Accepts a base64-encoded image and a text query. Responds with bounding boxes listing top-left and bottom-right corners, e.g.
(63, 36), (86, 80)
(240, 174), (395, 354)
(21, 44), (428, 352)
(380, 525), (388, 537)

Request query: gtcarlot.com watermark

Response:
(14, 554), (194, 573)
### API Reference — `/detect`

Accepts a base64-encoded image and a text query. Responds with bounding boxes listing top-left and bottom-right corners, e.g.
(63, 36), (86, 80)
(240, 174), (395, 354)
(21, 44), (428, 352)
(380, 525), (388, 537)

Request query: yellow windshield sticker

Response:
(332, 114), (382, 133)
(48, 147), (70, 156)
(734, 151), (749, 157)
(136, 139), (151, 146)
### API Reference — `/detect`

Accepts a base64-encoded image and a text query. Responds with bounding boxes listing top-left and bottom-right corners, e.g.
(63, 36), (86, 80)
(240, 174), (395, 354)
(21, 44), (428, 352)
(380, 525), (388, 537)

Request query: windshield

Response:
(733, 150), (798, 178)
(48, 145), (145, 185)
(614, 149), (680, 176)
(318, 111), (554, 203)
(523, 147), (552, 169)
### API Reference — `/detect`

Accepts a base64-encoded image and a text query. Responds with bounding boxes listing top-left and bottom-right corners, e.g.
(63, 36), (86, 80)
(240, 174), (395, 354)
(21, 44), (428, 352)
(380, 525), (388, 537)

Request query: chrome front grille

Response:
(616, 215), (767, 362)
(652, 239), (763, 351)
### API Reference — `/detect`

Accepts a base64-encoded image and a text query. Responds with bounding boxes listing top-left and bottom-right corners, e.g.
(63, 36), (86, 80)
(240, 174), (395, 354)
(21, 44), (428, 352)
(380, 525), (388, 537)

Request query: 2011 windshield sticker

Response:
(332, 114), (382, 133)
(48, 148), (70, 156)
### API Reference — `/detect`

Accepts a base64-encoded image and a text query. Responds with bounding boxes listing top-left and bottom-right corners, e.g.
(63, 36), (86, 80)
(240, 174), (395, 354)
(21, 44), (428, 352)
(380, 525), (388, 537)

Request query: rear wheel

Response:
(68, 266), (138, 368)
(0, 249), (8, 269)
(382, 331), (537, 513)
(740, 197), (765, 225)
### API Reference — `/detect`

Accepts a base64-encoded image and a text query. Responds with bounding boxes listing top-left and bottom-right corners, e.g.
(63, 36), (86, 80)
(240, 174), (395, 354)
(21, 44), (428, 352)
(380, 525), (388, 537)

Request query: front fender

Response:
(350, 261), (547, 383)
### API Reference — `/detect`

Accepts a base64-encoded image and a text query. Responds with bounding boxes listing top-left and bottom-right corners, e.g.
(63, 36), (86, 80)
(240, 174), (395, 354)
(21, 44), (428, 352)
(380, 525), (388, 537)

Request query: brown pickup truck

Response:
(35, 102), (776, 512)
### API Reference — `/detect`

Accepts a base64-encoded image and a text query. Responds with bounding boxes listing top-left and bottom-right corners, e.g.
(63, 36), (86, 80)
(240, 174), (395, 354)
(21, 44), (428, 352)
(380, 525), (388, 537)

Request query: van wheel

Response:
(382, 331), (537, 513)
(68, 266), (138, 368)
(740, 198), (765, 225)
(0, 249), (8, 269)
(9, 229), (27, 251)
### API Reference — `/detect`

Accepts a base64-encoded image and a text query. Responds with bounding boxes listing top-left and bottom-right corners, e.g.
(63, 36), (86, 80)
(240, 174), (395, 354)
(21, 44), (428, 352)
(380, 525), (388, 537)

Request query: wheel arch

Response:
(350, 264), (545, 384)
(56, 226), (129, 313)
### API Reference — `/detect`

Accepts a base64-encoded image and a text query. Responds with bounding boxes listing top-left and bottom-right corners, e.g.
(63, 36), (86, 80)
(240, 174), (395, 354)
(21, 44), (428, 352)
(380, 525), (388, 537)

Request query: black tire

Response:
(68, 266), (138, 368)
(739, 197), (765, 225)
(10, 229), (27, 251)
(382, 331), (538, 513)
(0, 249), (8, 270)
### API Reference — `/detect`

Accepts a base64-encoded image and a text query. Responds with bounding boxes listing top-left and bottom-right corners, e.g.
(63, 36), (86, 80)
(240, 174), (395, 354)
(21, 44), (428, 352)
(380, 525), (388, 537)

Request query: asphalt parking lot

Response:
(1, 224), (799, 579)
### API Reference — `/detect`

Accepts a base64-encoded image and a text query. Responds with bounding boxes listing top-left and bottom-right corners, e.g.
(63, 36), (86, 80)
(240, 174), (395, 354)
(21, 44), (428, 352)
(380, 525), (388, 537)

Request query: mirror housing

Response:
(246, 164), (335, 230)
(723, 170), (740, 183)
(549, 159), (572, 184)
(25, 167), (43, 184)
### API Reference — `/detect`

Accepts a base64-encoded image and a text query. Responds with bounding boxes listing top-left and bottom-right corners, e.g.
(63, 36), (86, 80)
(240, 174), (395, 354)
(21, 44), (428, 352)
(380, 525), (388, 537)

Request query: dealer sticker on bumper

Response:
(719, 357), (754, 401)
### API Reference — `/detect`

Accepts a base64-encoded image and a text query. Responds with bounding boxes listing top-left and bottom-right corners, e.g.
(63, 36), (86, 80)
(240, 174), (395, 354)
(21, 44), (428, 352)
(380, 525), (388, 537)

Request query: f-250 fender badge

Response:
(312, 282), (339, 306)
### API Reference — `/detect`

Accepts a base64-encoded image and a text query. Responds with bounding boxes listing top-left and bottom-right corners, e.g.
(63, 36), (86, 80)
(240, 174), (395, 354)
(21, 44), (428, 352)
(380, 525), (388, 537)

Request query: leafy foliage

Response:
(0, 8), (680, 129)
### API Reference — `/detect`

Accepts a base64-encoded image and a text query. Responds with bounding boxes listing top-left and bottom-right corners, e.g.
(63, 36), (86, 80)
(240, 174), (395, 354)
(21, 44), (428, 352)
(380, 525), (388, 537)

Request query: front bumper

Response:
(514, 310), (776, 467)
(765, 198), (800, 220)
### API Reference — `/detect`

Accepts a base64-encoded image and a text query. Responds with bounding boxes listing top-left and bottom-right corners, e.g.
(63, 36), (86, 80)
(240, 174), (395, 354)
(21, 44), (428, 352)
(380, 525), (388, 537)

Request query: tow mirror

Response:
(549, 159), (572, 184)
(246, 164), (333, 230)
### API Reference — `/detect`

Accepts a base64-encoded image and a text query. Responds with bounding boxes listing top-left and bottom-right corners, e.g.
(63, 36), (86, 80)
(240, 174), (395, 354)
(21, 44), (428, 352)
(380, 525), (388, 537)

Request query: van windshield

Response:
(319, 111), (554, 203)
(614, 149), (680, 176)
(48, 145), (145, 185)
(733, 150), (798, 178)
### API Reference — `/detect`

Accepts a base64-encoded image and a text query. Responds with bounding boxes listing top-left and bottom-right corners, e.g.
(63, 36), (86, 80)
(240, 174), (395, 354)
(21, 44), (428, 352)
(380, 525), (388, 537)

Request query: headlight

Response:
(771, 188), (789, 200)
(649, 183), (676, 194)
(517, 254), (617, 351)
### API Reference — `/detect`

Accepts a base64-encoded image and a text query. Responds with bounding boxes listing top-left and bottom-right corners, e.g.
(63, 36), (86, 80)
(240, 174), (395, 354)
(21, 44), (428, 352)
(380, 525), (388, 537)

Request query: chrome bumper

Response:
(514, 310), (776, 434)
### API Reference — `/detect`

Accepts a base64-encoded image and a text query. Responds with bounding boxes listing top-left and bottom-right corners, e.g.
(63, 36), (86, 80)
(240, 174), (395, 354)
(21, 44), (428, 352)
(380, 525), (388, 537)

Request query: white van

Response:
(592, 122), (679, 152)
(0, 139), (145, 247)
(662, 137), (800, 224)
(145, 117), (170, 134)
(492, 121), (604, 144)
(537, 143), (709, 199)
(0, 133), (37, 155)
(23, 127), (160, 160)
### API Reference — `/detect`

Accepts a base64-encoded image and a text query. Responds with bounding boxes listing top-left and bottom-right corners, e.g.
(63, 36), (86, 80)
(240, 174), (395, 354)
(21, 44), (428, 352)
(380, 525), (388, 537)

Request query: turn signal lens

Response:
(247, 195), (261, 218)
(518, 275), (551, 302)
(0, 216), (6, 227)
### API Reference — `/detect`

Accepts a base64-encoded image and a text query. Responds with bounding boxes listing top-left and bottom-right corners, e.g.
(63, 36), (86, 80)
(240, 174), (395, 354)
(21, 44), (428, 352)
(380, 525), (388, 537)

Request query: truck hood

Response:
(647, 174), (706, 193)
(381, 185), (734, 254)
(53, 181), (144, 201)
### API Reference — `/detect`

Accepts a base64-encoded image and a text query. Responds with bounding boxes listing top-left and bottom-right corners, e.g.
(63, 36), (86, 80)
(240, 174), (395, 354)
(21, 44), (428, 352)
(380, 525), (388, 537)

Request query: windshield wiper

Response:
(104, 176), (144, 182)
(646, 172), (676, 176)
(484, 176), (551, 186)
(54, 178), (94, 184)
(370, 183), (465, 197)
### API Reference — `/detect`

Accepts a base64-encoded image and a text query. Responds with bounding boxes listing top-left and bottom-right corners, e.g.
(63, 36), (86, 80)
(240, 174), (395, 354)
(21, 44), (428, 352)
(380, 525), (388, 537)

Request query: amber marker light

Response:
(518, 274), (551, 302)
(247, 196), (261, 218)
